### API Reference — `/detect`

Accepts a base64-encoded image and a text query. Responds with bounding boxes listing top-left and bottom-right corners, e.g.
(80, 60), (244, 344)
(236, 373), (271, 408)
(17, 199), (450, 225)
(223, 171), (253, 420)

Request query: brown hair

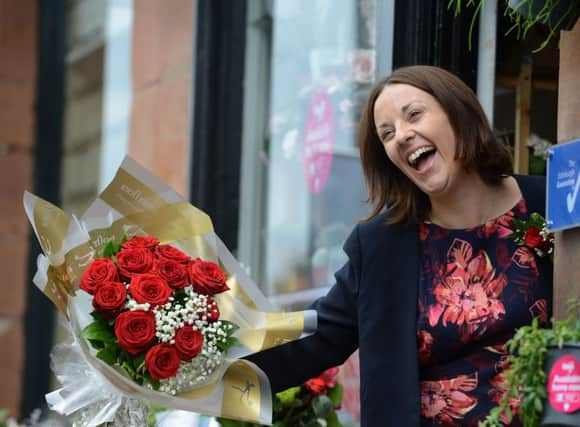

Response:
(358, 65), (512, 224)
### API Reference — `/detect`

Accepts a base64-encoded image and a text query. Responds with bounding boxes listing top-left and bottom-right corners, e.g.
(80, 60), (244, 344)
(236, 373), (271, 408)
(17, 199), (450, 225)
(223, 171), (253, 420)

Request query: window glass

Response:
(264, 0), (376, 308)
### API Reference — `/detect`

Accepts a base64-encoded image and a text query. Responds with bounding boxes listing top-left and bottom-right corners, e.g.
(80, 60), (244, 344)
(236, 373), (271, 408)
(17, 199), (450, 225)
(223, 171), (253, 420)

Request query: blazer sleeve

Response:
(244, 224), (361, 393)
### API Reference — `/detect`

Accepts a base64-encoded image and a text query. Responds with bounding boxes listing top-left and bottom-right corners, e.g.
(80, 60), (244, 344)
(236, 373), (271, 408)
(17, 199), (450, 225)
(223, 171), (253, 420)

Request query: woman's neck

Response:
(428, 175), (520, 229)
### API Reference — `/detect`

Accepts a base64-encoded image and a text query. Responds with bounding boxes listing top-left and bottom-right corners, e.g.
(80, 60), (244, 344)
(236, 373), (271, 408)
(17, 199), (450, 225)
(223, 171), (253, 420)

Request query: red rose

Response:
(155, 258), (189, 289)
(145, 343), (180, 380)
(304, 378), (326, 395)
(188, 258), (229, 295)
(79, 258), (119, 295)
(114, 310), (156, 355)
(524, 227), (543, 248)
(174, 325), (204, 361)
(205, 297), (220, 322)
(155, 245), (190, 264)
(92, 281), (126, 319)
(129, 274), (173, 307)
(304, 367), (340, 395)
(121, 236), (159, 251)
(117, 248), (155, 280)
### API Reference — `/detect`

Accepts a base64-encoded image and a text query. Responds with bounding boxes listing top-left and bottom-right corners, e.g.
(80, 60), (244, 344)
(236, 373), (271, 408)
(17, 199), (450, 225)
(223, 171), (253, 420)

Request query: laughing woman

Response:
(247, 66), (553, 426)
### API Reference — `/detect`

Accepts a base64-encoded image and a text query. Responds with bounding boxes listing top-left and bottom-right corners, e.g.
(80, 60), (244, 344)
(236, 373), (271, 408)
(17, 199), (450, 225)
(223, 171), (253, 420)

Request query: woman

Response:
(247, 65), (552, 426)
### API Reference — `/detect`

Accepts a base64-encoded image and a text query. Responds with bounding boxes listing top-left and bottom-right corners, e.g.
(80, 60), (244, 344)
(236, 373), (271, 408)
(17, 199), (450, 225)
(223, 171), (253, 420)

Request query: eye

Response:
(380, 129), (394, 143)
(408, 110), (422, 121)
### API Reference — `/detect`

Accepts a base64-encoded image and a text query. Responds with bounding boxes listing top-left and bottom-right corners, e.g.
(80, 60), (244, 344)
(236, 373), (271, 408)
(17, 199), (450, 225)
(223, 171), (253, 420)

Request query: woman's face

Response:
(373, 83), (463, 198)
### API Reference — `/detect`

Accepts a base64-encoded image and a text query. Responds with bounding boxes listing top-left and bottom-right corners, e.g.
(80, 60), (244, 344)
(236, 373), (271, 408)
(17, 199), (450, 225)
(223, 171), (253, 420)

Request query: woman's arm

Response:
(245, 225), (361, 392)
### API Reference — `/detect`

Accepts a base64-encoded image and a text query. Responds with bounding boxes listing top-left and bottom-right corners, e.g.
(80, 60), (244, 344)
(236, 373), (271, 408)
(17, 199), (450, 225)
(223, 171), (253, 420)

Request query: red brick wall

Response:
(129, 0), (194, 197)
(0, 0), (37, 417)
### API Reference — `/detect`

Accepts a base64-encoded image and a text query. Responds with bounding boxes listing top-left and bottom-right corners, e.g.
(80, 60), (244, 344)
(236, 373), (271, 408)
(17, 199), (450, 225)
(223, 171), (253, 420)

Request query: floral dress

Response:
(418, 198), (551, 426)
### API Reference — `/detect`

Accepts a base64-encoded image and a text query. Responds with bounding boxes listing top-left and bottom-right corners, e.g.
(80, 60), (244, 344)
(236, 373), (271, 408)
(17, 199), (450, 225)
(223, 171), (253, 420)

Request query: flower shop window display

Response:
(79, 234), (240, 394)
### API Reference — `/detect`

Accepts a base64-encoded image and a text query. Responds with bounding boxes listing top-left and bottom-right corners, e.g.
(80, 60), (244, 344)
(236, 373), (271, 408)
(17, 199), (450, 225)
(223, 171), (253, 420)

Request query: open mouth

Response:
(407, 146), (437, 172)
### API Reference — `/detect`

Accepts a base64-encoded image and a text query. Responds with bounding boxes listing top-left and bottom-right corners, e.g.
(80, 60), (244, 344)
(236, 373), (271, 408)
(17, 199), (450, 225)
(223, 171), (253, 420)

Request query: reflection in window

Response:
(263, 0), (376, 306)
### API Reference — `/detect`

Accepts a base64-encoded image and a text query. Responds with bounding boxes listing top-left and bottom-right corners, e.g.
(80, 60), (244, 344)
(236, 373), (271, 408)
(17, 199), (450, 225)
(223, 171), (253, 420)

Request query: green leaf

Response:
(96, 343), (120, 365)
(221, 320), (240, 334)
(276, 386), (301, 405)
(327, 384), (343, 407)
(326, 411), (341, 427)
(534, 396), (543, 412)
(103, 241), (116, 258)
(122, 360), (136, 377)
(217, 336), (241, 352)
(215, 418), (256, 427)
(82, 320), (116, 343)
(88, 339), (105, 350)
(111, 241), (121, 254)
(312, 395), (333, 419)
(135, 352), (146, 373)
(144, 371), (160, 390)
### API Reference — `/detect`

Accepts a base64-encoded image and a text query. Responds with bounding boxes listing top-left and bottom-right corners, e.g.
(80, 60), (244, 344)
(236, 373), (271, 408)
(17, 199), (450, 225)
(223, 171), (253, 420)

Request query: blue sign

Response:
(547, 139), (580, 231)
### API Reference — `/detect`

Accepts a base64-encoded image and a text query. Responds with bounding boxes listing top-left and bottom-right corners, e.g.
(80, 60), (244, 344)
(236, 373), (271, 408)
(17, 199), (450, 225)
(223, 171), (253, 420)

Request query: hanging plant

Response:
(480, 300), (580, 427)
(447, 0), (580, 51)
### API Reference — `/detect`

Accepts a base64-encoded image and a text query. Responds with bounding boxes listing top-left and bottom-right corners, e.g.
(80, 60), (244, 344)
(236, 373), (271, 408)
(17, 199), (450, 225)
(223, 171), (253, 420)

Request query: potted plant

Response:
(217, 367), (344, 427)
(481, 300), (580, 427)
(447, 0), (580, 51)
(506, 0), (580, 50)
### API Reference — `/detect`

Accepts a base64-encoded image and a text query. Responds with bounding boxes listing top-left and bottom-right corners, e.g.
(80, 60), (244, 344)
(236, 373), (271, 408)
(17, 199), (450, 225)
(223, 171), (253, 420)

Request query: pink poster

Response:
(548, 355), (580, 413)
(303, 91), (335, 193)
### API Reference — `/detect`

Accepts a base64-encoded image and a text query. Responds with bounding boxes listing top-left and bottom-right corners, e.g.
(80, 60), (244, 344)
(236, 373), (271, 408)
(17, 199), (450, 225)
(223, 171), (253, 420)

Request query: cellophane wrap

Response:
(23, 156), (318, 426)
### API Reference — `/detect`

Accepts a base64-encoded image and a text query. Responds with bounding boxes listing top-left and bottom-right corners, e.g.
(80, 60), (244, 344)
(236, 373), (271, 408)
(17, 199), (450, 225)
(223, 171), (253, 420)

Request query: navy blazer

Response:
(247, 175), (552, 426)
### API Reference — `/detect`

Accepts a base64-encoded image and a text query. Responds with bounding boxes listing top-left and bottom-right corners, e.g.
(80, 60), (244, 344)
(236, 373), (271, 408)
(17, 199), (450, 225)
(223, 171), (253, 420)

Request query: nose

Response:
(393, 123), (415, 147)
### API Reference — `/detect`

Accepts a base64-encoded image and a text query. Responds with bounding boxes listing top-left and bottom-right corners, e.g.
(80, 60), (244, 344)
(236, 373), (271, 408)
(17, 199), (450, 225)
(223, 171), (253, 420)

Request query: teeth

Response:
(408, 146), (435, 166)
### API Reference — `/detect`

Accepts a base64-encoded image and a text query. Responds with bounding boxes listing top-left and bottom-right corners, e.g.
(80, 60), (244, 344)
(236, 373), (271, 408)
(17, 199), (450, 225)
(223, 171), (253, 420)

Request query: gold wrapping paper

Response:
(24, 156), (318, 425)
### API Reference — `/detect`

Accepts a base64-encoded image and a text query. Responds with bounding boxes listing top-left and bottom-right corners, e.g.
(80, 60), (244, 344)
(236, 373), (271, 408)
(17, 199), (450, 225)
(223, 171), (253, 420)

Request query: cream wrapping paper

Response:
(24, 156), (318, 425)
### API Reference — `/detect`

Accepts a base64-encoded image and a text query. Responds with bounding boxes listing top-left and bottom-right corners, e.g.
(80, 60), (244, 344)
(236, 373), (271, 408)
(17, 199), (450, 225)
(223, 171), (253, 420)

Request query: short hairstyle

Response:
(358, 65), (513, 224)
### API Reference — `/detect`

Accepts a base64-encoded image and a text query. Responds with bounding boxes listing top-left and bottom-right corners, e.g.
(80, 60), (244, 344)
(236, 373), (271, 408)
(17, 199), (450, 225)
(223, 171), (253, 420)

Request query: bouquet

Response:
(23, 157), (317, 426)
(80, 234), (239, 394)
(218, 368), (344, 427)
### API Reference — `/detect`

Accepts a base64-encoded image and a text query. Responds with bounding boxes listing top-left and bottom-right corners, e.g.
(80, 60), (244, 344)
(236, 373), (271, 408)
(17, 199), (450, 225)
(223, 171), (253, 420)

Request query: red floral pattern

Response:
(427, 239), (508, 342)
(421, 373), (478, 426)
(418, 198), (550, 425)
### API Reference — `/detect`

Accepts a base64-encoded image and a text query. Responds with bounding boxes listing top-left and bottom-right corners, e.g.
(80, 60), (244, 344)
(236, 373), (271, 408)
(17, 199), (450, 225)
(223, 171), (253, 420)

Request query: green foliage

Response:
(82, 315), (116, 343)
(327, 384), (343, 408)
(102, 232), (127, 258)
(216, 376), (344, 427)
(480, 299), (580, 427)
(276, 386), (301, 405)
(447, 0), (483, 50)
(215, 321), (241, 353)
(218, 420), (257, 427)
(508, 212), (554, 262)
(0, 409), (8, 427)
(447, 0), (580, 52)
(81, 311), (160, 390)
(505, 0), (580, 51)
(529, 154), (547, 176)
